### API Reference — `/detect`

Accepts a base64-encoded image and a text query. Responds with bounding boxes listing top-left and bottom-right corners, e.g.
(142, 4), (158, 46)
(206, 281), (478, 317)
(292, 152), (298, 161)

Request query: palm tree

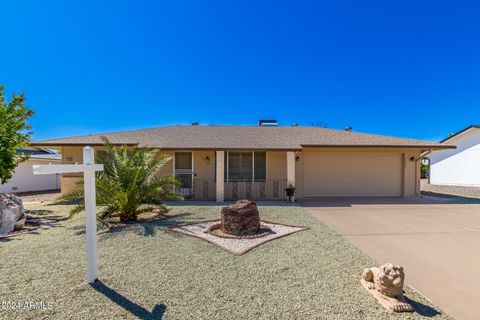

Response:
(63, 138), (181, 221)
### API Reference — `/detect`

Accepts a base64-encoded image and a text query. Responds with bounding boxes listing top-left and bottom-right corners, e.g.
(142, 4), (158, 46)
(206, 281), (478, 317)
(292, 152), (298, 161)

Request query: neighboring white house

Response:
(429, 125), (480, 187)
(0, 148), (61, 193)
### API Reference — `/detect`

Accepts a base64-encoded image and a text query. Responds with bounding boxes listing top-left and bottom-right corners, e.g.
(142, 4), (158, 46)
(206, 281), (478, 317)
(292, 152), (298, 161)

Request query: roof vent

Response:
(258, 120), (278, 126)
(192, 122), (199, 126)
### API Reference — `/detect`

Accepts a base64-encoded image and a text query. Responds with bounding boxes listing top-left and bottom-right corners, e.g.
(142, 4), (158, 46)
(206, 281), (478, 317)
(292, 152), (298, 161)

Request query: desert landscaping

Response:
(0, 197), (450, 320)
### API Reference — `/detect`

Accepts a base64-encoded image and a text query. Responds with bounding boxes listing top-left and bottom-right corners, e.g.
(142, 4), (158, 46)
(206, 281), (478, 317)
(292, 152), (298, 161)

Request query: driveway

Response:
(302, 196), (480, 320)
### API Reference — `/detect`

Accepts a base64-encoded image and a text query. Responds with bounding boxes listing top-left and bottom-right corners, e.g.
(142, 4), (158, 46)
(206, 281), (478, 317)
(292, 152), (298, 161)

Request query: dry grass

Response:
(0, 202), (451, 319)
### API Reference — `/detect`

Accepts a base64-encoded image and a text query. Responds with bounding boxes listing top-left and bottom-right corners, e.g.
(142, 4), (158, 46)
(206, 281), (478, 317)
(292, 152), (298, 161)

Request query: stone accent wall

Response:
(216, 151), (225, 202)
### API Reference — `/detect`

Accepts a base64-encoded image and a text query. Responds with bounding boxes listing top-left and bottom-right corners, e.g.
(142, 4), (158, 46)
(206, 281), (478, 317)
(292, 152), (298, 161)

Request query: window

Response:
(175, 152), (192, 170)
(254, 151), (266, 181)
(227, 152), (252, 181)
(95, 150), (107, 163)
(174, 152), (193, 194)
(225, 151), (266, 182)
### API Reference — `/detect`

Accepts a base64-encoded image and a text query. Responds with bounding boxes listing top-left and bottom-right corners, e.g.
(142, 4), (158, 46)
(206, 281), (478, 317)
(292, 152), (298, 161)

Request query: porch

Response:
(173, 150), (296, 202)
(181, 179), (289, 201)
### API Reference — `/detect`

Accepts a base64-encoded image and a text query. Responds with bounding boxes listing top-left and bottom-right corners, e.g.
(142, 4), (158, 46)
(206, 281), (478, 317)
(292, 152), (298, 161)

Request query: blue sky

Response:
(1, 0), (479, 142)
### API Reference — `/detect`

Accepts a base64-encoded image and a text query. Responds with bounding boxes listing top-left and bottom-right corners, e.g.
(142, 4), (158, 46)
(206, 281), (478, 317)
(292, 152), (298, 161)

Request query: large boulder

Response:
(221, 200), (260, 235)
(0, 194), (26, 234)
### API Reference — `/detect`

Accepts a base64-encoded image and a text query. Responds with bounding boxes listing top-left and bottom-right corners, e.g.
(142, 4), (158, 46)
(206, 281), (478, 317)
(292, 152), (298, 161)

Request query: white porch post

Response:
(83, 147), (98, 283)
(286, 151), (296, 202)
(216, 151), (225, 202)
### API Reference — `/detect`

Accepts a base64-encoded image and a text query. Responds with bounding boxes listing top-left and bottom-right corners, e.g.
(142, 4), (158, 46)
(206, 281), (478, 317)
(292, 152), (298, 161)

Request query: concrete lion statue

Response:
(361, 263), (414, 312)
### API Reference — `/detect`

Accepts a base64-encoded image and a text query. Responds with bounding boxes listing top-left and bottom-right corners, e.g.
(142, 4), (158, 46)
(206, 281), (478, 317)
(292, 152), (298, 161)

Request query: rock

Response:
(0, 194), (26, 234)
(221, 200), (260, 235)
(0, 210), (18, 234)
(14, 218), (26, 231)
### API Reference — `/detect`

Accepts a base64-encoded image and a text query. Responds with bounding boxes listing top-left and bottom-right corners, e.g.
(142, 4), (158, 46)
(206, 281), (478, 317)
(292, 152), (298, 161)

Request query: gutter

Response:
(29, 143), (301, 152)
(300, 144), (456, 150)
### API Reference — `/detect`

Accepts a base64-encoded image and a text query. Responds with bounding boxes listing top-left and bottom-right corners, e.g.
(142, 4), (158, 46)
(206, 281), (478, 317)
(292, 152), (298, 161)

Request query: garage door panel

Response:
(304, 152), (403, 197)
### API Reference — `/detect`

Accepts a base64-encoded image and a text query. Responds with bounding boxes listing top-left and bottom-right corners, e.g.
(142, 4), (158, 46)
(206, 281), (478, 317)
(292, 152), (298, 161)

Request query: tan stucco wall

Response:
(403, 150), (422, 197)
(58, 147), (421, 199)
(60, 176), (83, 195)
(193, 151), (215, 180)
(61, 147), (84, 194)
(299, 148), (421, 198)
(62, 147), (84, 178)
(60, 146), (101, 194)
(157, 151), (174, 176)
(156, 151), (216, 180)
(266, 151), (287, 180)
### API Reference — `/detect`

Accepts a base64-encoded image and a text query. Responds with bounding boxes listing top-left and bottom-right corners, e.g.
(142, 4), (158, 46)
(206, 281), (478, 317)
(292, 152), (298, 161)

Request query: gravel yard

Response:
(421, 179), (480, 200)
(0, 202), (450, 320)
(15, 191), (61, 204)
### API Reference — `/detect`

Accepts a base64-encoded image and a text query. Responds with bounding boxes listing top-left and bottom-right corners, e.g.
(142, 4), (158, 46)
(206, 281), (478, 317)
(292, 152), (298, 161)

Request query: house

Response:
(0, 148), (61, 193)
(30, 122), (453, 201)
(428, 125), (480, 187)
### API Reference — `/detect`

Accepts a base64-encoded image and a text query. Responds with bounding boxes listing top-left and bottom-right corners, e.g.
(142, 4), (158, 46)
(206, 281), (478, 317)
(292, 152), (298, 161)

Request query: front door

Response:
(174, 152), (193, 198)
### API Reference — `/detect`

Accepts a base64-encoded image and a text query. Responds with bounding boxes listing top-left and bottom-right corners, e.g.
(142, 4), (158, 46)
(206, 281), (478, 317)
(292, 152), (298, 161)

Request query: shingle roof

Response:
(31, 125), (454, 151)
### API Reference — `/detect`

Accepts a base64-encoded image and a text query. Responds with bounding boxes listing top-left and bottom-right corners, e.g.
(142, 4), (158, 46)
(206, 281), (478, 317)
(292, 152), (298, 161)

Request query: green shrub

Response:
(62, 138), (181, 221)
(421, 163), (429, 179)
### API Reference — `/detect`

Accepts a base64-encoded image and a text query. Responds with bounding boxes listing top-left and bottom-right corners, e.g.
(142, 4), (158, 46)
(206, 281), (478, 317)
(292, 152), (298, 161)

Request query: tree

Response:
(0, 85), (34, 184)
(421, 162), (429, 179)
(64, 138), (182, 222)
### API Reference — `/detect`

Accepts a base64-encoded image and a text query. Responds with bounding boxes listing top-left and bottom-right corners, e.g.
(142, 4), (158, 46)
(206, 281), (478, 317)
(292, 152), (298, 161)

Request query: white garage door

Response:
(304, 151), (403, 197)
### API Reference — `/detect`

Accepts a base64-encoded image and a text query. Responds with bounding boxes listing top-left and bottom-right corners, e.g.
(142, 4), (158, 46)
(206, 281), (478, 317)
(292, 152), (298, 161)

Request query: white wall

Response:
(430, 128), (480, 187)
(0, 159), (61, 193)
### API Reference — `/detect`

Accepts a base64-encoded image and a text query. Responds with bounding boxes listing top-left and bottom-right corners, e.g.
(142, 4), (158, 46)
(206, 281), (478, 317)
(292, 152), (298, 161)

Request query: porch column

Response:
(216, 151), (225, 202)
(286, 151), (296, 202)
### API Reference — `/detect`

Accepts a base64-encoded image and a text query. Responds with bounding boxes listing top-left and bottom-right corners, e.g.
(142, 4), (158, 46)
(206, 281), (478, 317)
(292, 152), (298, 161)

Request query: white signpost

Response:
(33, 146), (104, 284)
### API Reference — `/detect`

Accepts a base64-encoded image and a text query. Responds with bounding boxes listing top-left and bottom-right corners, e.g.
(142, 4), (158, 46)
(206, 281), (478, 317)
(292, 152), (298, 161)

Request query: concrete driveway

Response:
(301, 197), (480, 320)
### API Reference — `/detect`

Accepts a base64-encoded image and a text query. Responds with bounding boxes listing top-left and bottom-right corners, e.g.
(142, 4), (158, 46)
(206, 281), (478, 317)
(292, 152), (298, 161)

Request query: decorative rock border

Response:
(205, 223), (273, 239)
(169, 219), (308, 255)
